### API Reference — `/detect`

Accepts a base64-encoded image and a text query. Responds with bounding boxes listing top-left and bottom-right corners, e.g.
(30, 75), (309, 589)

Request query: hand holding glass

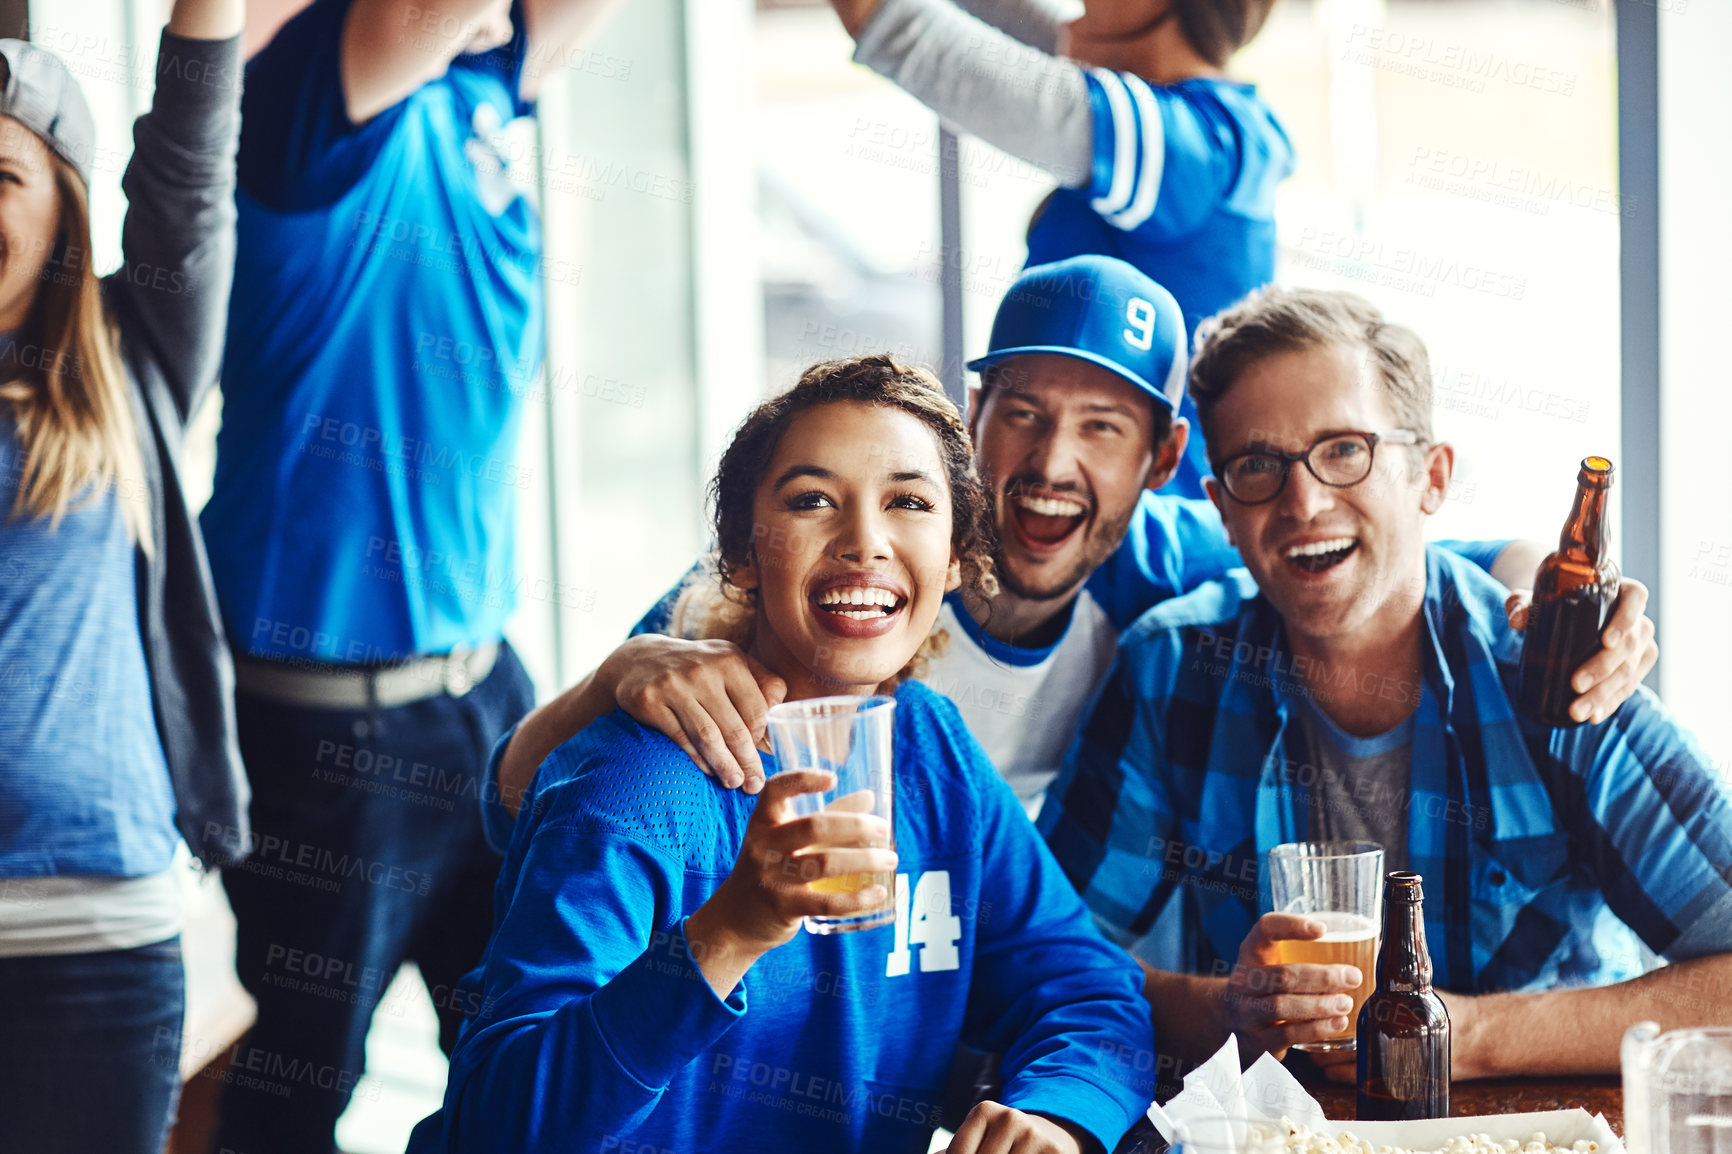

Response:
(1265, 840), (1384, 1051)
(765, 696), (897, 934)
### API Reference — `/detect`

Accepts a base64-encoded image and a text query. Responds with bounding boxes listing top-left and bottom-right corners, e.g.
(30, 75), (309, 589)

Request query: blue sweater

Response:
(410, 680), (1155, 1152)
(0, 405), (175, 877)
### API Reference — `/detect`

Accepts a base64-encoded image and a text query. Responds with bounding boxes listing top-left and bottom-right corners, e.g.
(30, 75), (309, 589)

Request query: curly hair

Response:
(670, 355), (998, 683)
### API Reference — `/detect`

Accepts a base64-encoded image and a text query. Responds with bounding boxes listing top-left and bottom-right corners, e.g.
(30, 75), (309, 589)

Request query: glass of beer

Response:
(765, 695), (896, 934)
(1265, 840), (1383, 1051)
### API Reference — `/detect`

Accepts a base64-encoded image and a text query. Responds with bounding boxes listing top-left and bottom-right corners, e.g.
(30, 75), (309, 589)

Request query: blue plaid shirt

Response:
(1039, 546), (1732, 993)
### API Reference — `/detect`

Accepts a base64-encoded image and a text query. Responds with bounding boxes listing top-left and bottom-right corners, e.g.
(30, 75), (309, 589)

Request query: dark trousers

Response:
(0, 937), (185, 1153)
(212, 644), (533, 1154)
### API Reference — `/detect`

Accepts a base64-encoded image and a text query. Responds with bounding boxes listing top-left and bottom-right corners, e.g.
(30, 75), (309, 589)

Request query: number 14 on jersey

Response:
(885, 871), (962, 977)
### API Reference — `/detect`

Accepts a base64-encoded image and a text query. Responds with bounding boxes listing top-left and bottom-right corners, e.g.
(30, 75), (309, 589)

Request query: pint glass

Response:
(1266, 840), (1384, 1051)
(765, 695), (896, 934)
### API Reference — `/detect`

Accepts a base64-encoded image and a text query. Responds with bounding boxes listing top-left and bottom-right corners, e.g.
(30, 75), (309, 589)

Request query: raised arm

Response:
(171, 0), (245, 38)
(839, 0), (1095, 188)
(955, 0), (1078, 54)
(342, 0), (513, 122)
(109, 0), (243, 425)
(518, 0), (624, 99)
(494, 635), (787, 822)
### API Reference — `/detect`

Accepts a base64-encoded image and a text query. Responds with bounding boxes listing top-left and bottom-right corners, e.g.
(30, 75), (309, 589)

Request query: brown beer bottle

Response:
(1356, 871), (1450, 1120)
(1516, 457), (1620, 727)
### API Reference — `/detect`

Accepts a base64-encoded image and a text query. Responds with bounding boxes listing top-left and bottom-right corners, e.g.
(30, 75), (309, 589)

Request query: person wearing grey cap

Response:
(0, 0), (246, 1151)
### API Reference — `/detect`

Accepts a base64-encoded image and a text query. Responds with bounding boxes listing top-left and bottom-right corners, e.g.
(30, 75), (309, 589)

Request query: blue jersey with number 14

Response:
(408, 678), (1154, 1153)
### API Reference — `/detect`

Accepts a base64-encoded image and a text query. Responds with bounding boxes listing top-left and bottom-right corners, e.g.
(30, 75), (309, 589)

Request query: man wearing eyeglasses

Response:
(1039, 286), (1732, 1085)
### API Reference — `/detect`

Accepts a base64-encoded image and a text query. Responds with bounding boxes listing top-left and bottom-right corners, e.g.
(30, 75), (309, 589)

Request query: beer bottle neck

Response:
(1377, 898), (1434, 994)
(1559, 471), (1611, 563)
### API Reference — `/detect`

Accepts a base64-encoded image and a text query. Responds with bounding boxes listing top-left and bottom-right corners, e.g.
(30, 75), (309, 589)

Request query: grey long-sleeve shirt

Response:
(854, 0), (1095, 188)
(107, 30), (251, 868)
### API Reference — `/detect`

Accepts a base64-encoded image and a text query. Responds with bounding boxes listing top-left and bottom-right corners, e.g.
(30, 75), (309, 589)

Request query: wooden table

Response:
(1303, 1076), (1624, 1135)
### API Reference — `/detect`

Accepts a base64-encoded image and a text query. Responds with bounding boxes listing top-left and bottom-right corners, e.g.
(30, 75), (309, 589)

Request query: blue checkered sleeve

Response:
(1546, 688), (1732, 960)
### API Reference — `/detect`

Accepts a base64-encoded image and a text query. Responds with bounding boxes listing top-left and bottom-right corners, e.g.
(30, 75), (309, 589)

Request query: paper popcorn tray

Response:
(1325, 1109), (1624, 1154)
(1148, 1038), (1626, 1154)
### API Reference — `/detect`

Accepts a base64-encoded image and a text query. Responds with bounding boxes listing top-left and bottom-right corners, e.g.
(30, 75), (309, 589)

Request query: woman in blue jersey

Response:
(0, 1), (246, 1150)
(409, 355), (1155, 1154)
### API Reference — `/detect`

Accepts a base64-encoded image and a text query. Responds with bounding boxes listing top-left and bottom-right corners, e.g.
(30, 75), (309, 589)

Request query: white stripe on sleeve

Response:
(1088, 67), (1139, 217)
(1106, 73), (1165, 231)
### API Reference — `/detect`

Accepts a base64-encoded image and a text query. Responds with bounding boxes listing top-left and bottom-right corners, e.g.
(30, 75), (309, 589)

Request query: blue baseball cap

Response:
(967, 255), (1188, 415)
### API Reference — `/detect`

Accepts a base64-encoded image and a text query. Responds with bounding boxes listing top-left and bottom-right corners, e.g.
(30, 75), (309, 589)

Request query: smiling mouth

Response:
(813, 585), (906, 621)
(1284, 536), (1359, 574)
(1007, 490), (1090, 548)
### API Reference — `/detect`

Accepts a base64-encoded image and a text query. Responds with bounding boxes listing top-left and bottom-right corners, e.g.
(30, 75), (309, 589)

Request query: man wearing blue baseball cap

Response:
(484, 256), (1657, 1066)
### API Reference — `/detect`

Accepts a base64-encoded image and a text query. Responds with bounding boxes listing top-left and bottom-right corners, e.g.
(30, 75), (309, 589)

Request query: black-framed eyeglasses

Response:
(1214, 431), (1428, 505)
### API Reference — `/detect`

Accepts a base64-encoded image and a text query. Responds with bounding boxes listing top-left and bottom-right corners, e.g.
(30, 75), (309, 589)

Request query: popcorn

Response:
(1279, 1120), (1600, 1154)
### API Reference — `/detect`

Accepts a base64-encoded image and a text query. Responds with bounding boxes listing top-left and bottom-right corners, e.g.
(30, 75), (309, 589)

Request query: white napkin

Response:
(1147, 1037), (1237, 1146)
(1147, 1038), (1331, 1149)
(1243, 1052), (1332, 1131)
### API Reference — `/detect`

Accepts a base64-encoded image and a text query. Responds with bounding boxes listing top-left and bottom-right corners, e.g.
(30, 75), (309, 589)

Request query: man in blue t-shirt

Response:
(199, 2), (614, 1150)
(825, 0), (1292, 498)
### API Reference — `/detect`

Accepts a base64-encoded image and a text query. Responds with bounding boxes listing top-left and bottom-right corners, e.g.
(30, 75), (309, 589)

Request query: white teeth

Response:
(1015, 494), (1087, 518)
(817, 586), (900, 609)
(1285, 536), (1357, 558)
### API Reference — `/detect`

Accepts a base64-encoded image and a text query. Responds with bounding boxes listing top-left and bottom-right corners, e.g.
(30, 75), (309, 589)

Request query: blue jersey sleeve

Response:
(1081, 71), (1291, 241)
(239, 0), (531, 211)
(419, 798), (745, 1149)
(1084, 494), (1240, 631)
(1436, 538), (1511, 581)
(239, 0), (402, 210)
(937, 699), (1156, 1147)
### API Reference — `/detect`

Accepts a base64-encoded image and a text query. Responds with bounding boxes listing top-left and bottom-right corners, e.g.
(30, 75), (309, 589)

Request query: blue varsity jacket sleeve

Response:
(429, 815), (745, 1147)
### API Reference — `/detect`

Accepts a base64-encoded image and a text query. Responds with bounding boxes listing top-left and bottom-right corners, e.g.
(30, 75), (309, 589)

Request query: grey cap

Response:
(0, 40), (94, 186)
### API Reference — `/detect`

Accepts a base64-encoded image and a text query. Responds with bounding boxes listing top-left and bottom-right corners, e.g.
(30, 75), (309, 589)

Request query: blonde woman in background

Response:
(0, 0), (247, 1149)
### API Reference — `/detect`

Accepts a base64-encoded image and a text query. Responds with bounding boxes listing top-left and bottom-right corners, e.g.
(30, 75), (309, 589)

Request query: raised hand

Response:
(605, 635), (787, 792)
(1505, 575), (1657, 724)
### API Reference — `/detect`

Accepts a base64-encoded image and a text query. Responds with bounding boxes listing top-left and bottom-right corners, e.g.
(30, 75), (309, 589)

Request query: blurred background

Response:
(31, 0), (1732, 1147)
